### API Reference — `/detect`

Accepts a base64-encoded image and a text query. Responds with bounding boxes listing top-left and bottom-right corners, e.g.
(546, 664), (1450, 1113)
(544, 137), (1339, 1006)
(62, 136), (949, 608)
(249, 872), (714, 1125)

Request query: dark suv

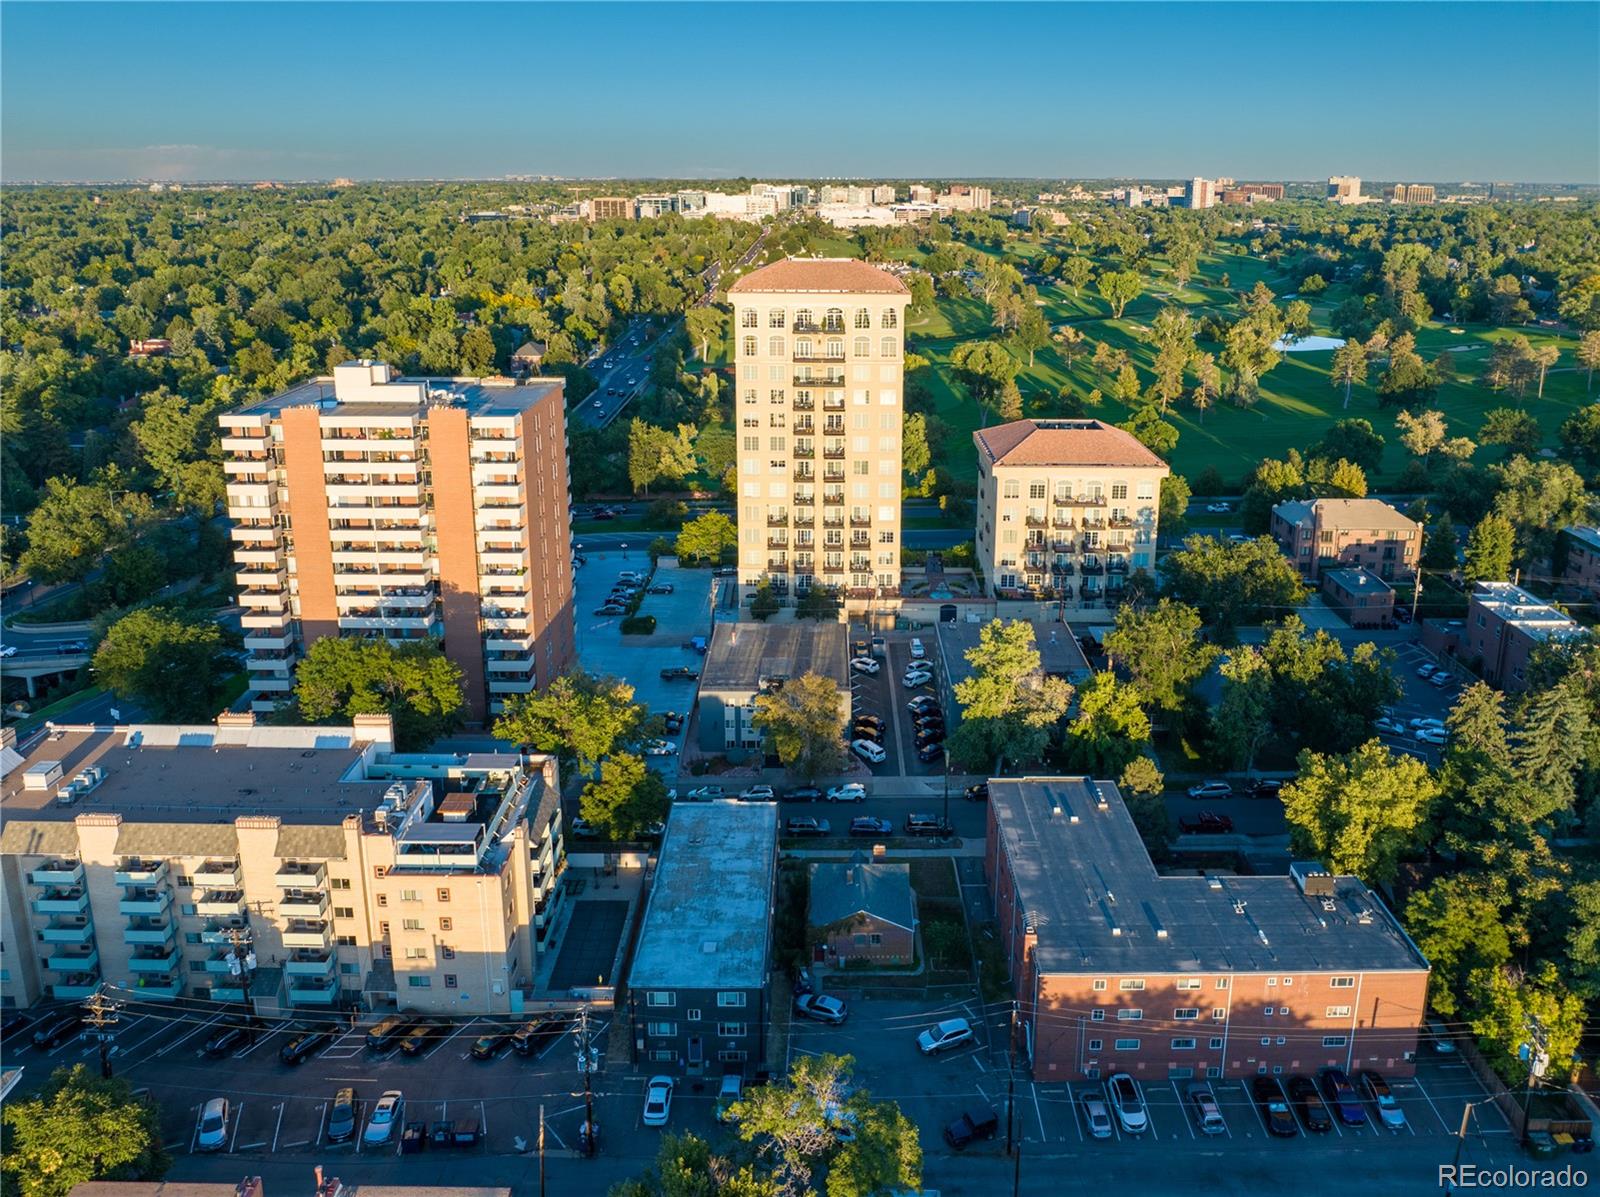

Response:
(943, 1105), (999, 1150)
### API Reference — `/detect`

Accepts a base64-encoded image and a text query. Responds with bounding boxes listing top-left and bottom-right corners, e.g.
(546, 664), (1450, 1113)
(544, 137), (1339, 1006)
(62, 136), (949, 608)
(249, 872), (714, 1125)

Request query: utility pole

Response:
(1011, 1135), (1022, 1197)
(83, 987), (121, 1079)
(1446, 1100), (1484, 1195)
(227, 927), (257, 1034)
(1004, 1000), (1018, 1155)
(537, 1104), (546, 1197)
(576, 1005), (599, 1155)
(1518, 1014), (1550, 1140)
(1411, 570), (1423, 625)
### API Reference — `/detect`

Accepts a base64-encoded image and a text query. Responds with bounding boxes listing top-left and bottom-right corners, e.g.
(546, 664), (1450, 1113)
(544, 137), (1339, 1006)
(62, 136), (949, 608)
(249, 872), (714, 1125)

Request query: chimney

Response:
(217, 711), (256, 729)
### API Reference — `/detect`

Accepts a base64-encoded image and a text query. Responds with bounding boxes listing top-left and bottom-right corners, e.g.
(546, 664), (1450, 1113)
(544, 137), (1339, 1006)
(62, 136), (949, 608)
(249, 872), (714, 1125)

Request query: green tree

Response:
(131, 385), (227, 514)
(794, 585), (842, 622)
(1119, 756), (1173, 860)
(1101, 599), (1217, 713)
(902, 412), (932, 480)
(1158, 535), (1308, 637)
(947, 619), (1073, 771)
(459, 325), (496, 375)
(1492, 455), (1589, 568)
(1312, 418), (1385, 475)
(1562, 880), (1600, 997)
(1576, 330), (1600, 393)
(608, 1132), (778, 1197)
(21, 470), (157, 585)
(1281, 740), (1439, 883)
(1479, 407), (1541, 457)
(1405, 872), (1514, 1017)
(1159, 474), (1191, 541)
(676, 511), (737, 565)
(1329, 340), (1369, 409)
(580, 752), (669, 840)
(1559, 403), (1600, 469)
(1466, 962), (1587, 1086)
(1012, 307), (1051, 368)
(1, 1065), (169, 1197)
(1462, 513), (1514, 584)
(293, 636), (465, 751)
(1061, 256), (1093, 296)
(91, 608), (233, 722)
(1117, 406), (1178, 457)
(628, 419), (697, 494)
(750, 580), (780, 622)
(1096, 269), (1142, 319)
(1064, 672), (1151, 775)
(1376, 332), (1437, 407)
(685, 307), (726, 362)
(753, 671), (848, 782)
(1421, 512), (1459, 573)
(826, 1096), (923, 1197)
(949, 339), (1018, 405)
(1211, 645), (1274, 771)
(492, 670), (646, 775)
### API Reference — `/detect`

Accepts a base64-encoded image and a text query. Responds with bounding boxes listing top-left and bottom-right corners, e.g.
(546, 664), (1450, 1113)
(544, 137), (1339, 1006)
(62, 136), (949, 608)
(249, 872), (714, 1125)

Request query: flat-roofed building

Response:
(1388, 184), (1437, 204)
(1321, 567), (1395, 629)
(728, 259), (911, 606)
(1270, 497), (1420, 583)
(0, 714), (564, 1015)
(985, 777), (1430, 1082)
(627, 800), (778, 1076)
(695, 622), (849, 755)
(1328, 176), (1362, 203)
(588, 196), (634, 221)
(1559, 526), (1600, 601)
(1460, 581), (1587, 692)
(973, 419), (1168, 608)
(219, 360), (575, 721)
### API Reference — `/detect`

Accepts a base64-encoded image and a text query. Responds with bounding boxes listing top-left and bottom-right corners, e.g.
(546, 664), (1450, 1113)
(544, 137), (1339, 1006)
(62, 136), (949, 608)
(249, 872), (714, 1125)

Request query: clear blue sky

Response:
(4, 2), (1596, 183)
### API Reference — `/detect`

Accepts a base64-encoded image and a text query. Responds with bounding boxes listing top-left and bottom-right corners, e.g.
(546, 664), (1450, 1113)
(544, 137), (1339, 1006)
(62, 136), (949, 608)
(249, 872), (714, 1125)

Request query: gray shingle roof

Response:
(114, 823), (239, 857)
(809, 861), (915, 932)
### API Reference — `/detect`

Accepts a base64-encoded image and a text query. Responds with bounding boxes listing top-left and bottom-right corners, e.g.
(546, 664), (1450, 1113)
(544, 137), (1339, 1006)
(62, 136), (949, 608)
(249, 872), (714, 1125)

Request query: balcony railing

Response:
(850, 515), (871, 528)
(28, 861), (85, 887)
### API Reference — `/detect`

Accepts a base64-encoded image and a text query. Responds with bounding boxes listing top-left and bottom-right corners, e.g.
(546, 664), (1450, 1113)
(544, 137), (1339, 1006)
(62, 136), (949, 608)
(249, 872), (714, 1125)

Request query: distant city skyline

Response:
(3, 2), (1596, 184)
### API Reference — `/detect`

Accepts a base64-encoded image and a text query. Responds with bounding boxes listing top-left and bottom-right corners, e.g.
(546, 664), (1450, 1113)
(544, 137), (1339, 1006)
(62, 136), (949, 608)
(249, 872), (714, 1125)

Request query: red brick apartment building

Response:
(1270, 498), (1420, 582)
(1423, 581), (1586, 694)
(985, 778), (1430, 1083)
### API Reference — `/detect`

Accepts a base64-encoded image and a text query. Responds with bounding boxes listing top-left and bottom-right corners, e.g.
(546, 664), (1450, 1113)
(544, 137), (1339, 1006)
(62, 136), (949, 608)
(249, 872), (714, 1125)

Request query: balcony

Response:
(133, 974), (183, 999)
(767, 558), (789, 571)
(1081, 560), (1105, 576)
(823, 494), (844, 506)
(116, 889), (168, 916)
(29, 860), (85, 887)
(849, 515), (871, 528)
(1052, 516), (1075, 530)
(1052, 561), (1076, 576)
(199, 918), (251, 946)
(1109, 516), (1134, 529)
(767, 537), (790, 550)
(51, 975), (102, 1000)
(1081, 517), (1107, 530)
(822, 447), (845, 460)
(1024, 515), (1047, 529)
(128, 946), (182, 973)
(193, 860), (242, 887)
(284, 949), (336, 977)
(282, 921), (331, 949)
(40, 918), (94, 945)
(123, 919), (175, 947)
(287, 977), (339, 1005)
(822, 397), (845, 412)
(767, 513), (789, 527)
(850, 559), (872, 573)
(205, 951), (243, 975)
(211, 982), (247, 1002)
(114, 860), (168, 886)
(792, 513), (814, 528)
(1108, 558), (1130, 574)
(196, 890), (246, 917)
(792, 446), (814, 460)
(792, 468), (814, 482)
(792, 398), (814, 411)
(45, 947), (99, 973)
(793, 494), (814, 507)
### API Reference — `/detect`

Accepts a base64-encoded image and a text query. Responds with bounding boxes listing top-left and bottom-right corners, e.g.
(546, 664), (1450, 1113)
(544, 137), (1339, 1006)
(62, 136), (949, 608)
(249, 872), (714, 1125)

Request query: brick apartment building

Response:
(985, 777), (1430, 1083)
(1270, 497), (1420, 582)
(219, 360), (575, 721)
(1559, 526), (1600, 602)
(1424, 581), (1586, 693)
(1321, 567), (1396, 629)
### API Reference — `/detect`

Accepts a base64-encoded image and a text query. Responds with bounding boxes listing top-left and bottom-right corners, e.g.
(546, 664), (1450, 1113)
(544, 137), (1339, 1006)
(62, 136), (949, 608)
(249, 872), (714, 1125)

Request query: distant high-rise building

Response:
(220, 360), (575, 721)
(1327, 175), (1362, 203)
(1219, 183), (1283, 206)
(909, 185), (934, 204)
(1489, 181), (1515, 199)
(727, 259), (910, 606)
(871, 184), (896, 205)
(936, 184), (992, 211)
(1185, 177), (1216, 209)
(635, 193), (677, 218)
(1387, 183), (1436, 205)
(588, 196), (633, 221)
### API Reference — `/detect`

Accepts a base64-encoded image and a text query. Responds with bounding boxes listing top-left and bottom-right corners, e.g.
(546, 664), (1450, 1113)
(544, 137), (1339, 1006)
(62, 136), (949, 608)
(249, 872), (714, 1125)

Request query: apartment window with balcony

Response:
(795, 308), (812, 328)
(855, 308), (870, 329)
(827, 339), (844, 358)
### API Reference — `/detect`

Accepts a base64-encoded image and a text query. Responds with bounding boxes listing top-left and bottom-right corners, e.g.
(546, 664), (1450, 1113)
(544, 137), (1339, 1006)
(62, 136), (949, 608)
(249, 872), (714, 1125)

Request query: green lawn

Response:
(912, 247), (1593, 488)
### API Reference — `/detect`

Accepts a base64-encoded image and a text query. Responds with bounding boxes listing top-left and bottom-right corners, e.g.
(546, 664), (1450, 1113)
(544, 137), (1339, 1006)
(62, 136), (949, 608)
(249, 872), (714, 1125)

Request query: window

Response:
(408, 976), (431, 988)
(439, 917), (452, 931)
(1111, 483), (1128, 500)
(716, 1022), (747, 1037)
(686, 1009), (702, 1022)
(646, 991), (676, 1008)
(437, 888), (450, 903)
(405, 947), (427, 960)
(855, 308), (870, 329)
(649, 1049), (675, 1062)
(341, 962), (359, 974)
(742, 309), (758, 328)
(180, 903), (196, 916)
(1114, 1039), (1140, 1051)
(870, 933), (882, 945)
(185, 932), (201, 945)
(1282, 977), (1292, 986)
(769, 336), (785, 357)
(444, 975), (457, 989)
(1209, 1037), (1224, 1049)
(442, 946), (456, 960)
(379, 921), (389, 937)
(880, 337), (897, 358)
(742, 336), (757, 356)
(402, 918), (423, 931)
(882, 309), (897, 329)
(1267, 977), (1277, 987)
(1275, 1036), (1287, 1045)
(336, 935), (356, 947)
(400, 889), (419, 902)
(1329, 976), (1355, 988)
(1325, 1005), (1351, 1018)
(1260, 1037), (1272, 1046)
(373, 866), (387, 878)
(189, 959), (206, 973)
(1322, 1035), (1348, 1047)
(331, 877), (351, 890)
(1212, 1009), (1226, 1020)
(1002, 480), (1019, 498)
(376, 894), (388, 907)
(1216, 978), (1230, 989)
(1172, 1038), (1197, 1050)
(853, 337), (870, 357)
(1174, 1008), (1199, 1020)
(1088, 1038), (1103, 1052)
(1092, 979), (1107, 992)
(770, 310), (785, 328)
(1091, 1008), (1105, 1021)
(1119, 979), (1145, 991)
(1116, 1009), (1143, 1021)
(1264, 1008), (1274, 1018)
(1177, 978), (1202, 991)
(717, 1050), (749, 1063)
(1279, 1007), (1290, 1016)
(646, 1022), (677, 1037)
(333, 906), (354, 920)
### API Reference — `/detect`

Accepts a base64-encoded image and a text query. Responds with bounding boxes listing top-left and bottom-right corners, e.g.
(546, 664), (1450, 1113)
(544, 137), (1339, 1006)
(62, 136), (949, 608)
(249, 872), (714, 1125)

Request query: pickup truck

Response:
(1179, 811), (1235, 835)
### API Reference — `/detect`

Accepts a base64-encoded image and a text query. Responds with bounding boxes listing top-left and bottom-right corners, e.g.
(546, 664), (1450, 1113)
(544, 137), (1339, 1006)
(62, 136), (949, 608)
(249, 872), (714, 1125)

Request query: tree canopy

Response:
(752, 671), (848, 782)
(91, 606), (235, 722)
(292, 635), (465, 750)
(1, 1066), (170, 1197)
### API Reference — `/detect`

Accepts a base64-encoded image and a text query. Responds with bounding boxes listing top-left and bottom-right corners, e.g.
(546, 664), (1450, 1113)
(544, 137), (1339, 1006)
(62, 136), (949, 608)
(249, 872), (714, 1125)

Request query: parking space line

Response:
(228, 1103), (244, 1153)
(423, 1018), (474, 1061)
(1140, 1082), (1159, 1139)
(1241, 1082), (1271, 1136)
(188, 1106), (200, 1155)
(271, 1102), (285, 1152)
(1067, 1092), (1084, 1143)
(1031, 1083), (1045, 1141)
(1172, 1082), (1195, 1139)
(480, 1099), (488, 1137)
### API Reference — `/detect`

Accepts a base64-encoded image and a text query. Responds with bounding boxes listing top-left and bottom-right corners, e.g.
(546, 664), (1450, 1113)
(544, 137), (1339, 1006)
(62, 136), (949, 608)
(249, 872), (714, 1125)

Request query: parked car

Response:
(1374, 716), (1407, 736)
(1319, 1067), (1368, 1125)
(853, 723), (885, 744)
(593, 604), (625, 616)
(1253, 1075), (1299, 1137)
(1081, 1092), (1114, 1139)
(794, 994), (848, 1024)
(642, 1076), (674, 1127)
(904, 813), (953, 837)
(910, 638), (926, 659)
(1359, 1070), (1407, 1129)
(647, 582), (674, 595)
(902, 670), (933, 688)
(913, 727), (945, 746)
(785, 786), (823, 803)
(850, 656), (880, 675)
(511, 1018), (567, 1057)
(686, 785), (726, 801)
(204, 1018), (259, 1057)
(1245, 778), (1283, 799)
(1416, 663), (1437, 679)
(849, 816), (892, 837)
(965, 783), (990, 803)
(917, 1018), (974, 1055)
(569, 817), (599, 838)
(870, 636), (887, 659)
(851, 739), (886, 765)
(31, 1010), (83, 1050)
(660, 666), (699, 681)
(1178, 811), (1234, 834)
(1430, 670), (1454, 689)
(1106, 1073), (1148, 1134)
(1287, 1074), (1332, 1132)
(364, 1091), (404, 1144)
(943, 1105), (1000, 1150)
(1186, 780), (1233, 800)
(784, 817), (830, 838)
(366, 1010), (420, 1053)
(642, 739), (678, 756)
(326, 1088), (358, 1143)
(398, 1020), (446, 1056)
(470, 1027), (514, 1060)
(852, 713), (886, 732)
(1187, 1083), (1226, 1135)
(827, 783), (867, 803)
(1205, 501), (1232, 513)
(1417, 727), (1449, 746)
(916, 742), (944, 763)
(196, 1097), (231, 1151)
(715, 1074), (744, 1123)
(907, 697), (940, 715)
(1425, 1017), (1457, 1053)
(279, 1027), (333, 1065)
(0, 645), (16, 658)
(740, 785), (776, 802)
(662, 712), (684, 733)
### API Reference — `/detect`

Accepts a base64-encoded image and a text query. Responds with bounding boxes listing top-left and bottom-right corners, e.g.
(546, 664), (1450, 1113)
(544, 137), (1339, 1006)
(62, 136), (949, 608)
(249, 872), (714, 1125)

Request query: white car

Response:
(909, 638), (926, 660)
(1374, 716), (1406, 736)
(1187, 781), (1233, 800)
(826, 783), (867, 803)
(902, 670), (933, 688)
(917, 1017), (974, 1055)
(363, 1090), (403, 1145)
(687, 785), (725, 800)
(1429, 671), (1454, 688)
(851, 739), (887, 765)
(1417, 728), (1449, 746)
(1415, 663), (1437, 679)
(1081, 1092), (1113, 1139)
(642, 1076), (674, 1127)
(642, 739), (678, 756)
(1205, 502), (1232, 513)
(1409, 717), (1446, 732)
(0, 645), (17, 658)
(196, 1097), (230, 1151)
(739, 785), (776, 802)
(1106, 1073), (1148, 1133)
(850, 656), (881, 675)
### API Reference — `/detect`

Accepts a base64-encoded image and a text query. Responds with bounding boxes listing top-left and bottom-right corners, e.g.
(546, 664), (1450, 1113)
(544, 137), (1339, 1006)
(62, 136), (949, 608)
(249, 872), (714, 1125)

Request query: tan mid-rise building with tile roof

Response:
(973, 420), (1168, 608)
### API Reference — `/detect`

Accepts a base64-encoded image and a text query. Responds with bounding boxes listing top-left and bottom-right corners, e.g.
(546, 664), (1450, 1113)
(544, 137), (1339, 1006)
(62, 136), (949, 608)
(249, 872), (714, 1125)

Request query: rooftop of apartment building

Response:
(1272, 497), (1416, 529)
(1323, 567), (1393, 595)
(225, 359), (562, 422)
(1470, 581), (1585, 640)
(728, 257), (909, 295)
(700, 621), (850, 694)
(1564, 525), (1600, 553)
(938, 618), (1092, 687)
(0, 716), (554, 866)
(989, 777), (1429, 975)
(628, 800), (778, 991)
(973, 419), (1168, 470)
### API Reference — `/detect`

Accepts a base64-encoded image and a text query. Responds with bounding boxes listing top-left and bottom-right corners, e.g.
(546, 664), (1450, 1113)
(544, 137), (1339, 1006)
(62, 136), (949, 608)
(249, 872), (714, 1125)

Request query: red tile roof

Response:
(729, 257), (909, 296)
(974, 419), (1169, 469)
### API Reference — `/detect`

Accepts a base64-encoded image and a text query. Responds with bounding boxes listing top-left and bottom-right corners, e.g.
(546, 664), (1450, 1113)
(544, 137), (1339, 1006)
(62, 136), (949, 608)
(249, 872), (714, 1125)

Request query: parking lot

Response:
(845, 631), (954, 781)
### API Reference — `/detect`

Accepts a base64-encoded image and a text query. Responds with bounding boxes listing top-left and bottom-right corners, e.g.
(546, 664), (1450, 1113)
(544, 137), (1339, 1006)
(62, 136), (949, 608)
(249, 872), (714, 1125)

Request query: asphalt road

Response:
(571, 319), (673, 431)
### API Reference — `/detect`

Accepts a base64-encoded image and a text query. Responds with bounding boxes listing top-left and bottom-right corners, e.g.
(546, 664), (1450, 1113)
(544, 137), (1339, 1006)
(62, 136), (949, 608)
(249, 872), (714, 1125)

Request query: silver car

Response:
(1081, 1092), (1113, 1139)
(196, 1097), (230, 1151)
